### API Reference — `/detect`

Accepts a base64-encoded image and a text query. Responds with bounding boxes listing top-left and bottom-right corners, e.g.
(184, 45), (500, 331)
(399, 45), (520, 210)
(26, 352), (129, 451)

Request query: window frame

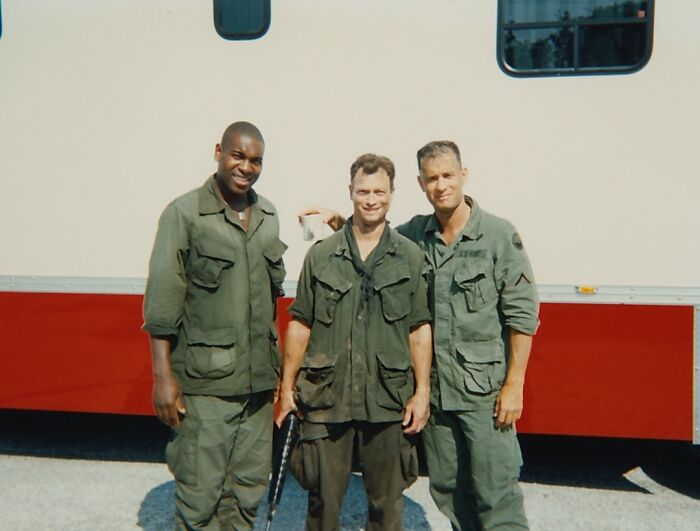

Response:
(213, 0), (271, 41)
(497, 0), (655, 77)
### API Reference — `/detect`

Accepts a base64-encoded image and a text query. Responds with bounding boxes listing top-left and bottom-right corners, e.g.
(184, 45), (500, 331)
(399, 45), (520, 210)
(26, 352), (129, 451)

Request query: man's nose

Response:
(239, 159), (251, 173)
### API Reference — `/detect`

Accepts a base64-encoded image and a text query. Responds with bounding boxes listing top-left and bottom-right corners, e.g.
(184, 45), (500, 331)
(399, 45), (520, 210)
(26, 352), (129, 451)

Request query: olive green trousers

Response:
(422, 406), (528, 531)
(291, 421), (418, 531)
(165, 391), (274, 530)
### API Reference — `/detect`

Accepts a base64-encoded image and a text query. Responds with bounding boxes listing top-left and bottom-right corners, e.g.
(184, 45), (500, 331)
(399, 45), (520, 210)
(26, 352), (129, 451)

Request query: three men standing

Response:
(143, 122), (286, 529)
(276, 154), (433, 531)
(144, 127), (538, 530)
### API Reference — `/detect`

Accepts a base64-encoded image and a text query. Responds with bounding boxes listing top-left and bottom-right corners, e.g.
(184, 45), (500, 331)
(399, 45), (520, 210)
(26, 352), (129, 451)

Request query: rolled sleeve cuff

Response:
(505, 317), (539, 336)
(287, 304), (313, 326)
(409, 309), (433, 329)
(142, 323), (180, 337)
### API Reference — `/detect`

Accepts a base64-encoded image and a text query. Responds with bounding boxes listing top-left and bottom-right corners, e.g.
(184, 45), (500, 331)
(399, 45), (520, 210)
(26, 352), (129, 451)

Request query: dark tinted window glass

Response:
(214, 0), (270, 40)
(505, 27), (574, 70)
(499, 0), (653, 76)
(502, 0), (648, 23)
(579, 23), (647, 67)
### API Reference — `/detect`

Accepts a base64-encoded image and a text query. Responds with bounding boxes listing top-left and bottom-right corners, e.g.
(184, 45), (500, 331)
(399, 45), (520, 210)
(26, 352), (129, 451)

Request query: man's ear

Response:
(214, 143), (222, 162)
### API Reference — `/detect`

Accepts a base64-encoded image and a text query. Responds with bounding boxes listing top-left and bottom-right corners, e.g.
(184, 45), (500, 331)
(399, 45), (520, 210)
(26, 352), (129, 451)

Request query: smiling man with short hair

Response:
(143, 121), (287, 530)
(276, 153), (432, 531)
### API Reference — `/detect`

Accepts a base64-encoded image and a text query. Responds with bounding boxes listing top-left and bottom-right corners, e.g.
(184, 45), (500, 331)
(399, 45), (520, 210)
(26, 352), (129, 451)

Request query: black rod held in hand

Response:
(265, 412), (300, 531)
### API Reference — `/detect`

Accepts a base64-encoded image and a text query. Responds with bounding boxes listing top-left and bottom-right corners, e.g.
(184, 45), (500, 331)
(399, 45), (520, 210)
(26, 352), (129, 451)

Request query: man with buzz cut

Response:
(143, 121), (287, 530)
(304, 140), (539, 530)
(276, 153), (433, 531)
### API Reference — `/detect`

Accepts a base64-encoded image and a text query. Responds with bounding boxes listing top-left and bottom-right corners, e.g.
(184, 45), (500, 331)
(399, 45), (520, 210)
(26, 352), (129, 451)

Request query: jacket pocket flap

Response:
(376, 351), (411, 371)
(454, 261), (488, 285)
(374, 264), (410, 290)
(314, 265), (352, 294)
(263, 238), (288, 262)
(301, 352), (336, 369)
(196, 238), (236, 262)
(186, 326), (236, 346)
(456, 339), (503, 364)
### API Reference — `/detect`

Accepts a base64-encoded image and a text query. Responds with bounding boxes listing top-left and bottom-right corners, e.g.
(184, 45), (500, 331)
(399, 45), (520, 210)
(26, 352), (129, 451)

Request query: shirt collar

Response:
(198, 175), (270, 216)
(423, 195), (483, 241)
(335, 218), (399, 260)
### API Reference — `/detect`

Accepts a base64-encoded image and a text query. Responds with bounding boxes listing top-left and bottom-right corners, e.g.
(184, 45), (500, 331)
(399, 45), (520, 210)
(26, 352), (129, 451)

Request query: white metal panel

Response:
(0, 1), (698, 288)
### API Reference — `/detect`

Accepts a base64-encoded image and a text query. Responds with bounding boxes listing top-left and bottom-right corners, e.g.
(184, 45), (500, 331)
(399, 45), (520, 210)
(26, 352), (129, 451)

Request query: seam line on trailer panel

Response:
(1, 276), (700, 305)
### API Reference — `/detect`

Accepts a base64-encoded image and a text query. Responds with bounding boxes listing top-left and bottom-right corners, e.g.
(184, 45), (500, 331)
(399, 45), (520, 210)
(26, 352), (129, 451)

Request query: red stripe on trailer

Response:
(518, 303), (694, 441)
(0, 293), (694, 441)
(0, 292), (152, 415)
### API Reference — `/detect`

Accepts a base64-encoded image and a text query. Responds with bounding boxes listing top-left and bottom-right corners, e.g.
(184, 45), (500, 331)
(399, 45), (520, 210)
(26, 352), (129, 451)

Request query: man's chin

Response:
(355, 215), (386, 228)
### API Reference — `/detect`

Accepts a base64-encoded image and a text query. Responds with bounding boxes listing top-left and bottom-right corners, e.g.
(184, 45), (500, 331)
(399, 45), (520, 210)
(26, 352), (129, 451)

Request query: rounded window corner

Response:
(213, 0), (270, 42)
(214, 19), (270, 42)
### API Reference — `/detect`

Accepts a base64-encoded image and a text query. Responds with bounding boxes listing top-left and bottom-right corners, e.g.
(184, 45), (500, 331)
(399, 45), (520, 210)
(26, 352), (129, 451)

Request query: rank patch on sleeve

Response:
(512, 233), (523, 250)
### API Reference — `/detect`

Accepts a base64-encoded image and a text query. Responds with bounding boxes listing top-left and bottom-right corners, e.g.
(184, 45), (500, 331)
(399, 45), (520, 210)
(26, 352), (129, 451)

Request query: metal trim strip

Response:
(1, 276), (700, 305)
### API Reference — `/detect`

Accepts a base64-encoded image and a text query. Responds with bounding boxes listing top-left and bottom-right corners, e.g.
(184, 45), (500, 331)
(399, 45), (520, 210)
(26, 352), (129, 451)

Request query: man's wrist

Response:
(413, 385), (430, 398)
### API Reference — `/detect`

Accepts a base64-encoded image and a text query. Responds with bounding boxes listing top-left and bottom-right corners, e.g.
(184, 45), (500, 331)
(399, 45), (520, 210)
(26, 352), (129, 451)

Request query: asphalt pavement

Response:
(0, 410), (698, 530)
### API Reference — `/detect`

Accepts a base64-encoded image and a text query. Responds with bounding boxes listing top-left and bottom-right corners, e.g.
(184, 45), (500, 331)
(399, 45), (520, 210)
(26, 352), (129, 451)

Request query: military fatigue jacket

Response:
(289, 226), (431, 424)
(397, 197), (539, 411)
(143, 176), (287, 396)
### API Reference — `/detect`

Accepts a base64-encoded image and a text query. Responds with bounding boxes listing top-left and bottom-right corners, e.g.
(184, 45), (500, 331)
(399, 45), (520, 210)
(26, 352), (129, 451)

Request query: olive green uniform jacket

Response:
(143, 176), (287, 396)
(397, 196), (539, 410)
(289, 226), (431, 424)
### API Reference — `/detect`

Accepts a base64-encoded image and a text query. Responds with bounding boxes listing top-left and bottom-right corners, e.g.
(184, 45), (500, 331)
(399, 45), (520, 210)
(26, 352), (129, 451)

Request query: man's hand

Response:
(297, 206), (345, 232)
(152, 371), (186, 428)
(275, 387), (298, 428)
(402, 390), (430, 434)
(494, 381), (523, 430)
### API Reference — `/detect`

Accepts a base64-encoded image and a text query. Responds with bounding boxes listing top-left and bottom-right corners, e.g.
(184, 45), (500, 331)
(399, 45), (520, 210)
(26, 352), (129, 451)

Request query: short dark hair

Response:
(416, 140), (461, 169)
(350, 153), (395, 187)
(221, 121), (264, 148)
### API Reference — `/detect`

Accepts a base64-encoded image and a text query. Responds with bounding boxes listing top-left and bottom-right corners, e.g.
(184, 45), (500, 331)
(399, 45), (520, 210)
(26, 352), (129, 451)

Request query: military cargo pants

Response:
(422, 405), (528, 531)
(165, 391), (274, 530)
(291, 421), (418, 531)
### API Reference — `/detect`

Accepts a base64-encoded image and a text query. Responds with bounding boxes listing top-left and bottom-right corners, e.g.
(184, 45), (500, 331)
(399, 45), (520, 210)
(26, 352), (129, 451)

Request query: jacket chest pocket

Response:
(375, 264), (411, 322)
(189, 238), (236, 290)
(453, 259), (495, 312)
(313, 267), (352, 325)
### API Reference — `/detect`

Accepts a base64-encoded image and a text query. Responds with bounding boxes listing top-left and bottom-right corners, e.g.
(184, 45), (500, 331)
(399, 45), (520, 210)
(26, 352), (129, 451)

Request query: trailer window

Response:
(498, 1), (654, 76)
(214, 0), (270, 40)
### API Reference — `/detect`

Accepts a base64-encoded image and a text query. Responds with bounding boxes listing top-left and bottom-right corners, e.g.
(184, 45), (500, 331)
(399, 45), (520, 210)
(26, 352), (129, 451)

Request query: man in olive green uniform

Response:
(276, 154), (433, 531)
(396, 140), (539, 530)
(143, 121), (287, 530)
(304, 140), (539, 530)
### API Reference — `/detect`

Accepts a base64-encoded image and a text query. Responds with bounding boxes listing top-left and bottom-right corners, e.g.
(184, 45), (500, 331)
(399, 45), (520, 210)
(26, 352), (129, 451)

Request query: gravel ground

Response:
(0, 410), (698, 530)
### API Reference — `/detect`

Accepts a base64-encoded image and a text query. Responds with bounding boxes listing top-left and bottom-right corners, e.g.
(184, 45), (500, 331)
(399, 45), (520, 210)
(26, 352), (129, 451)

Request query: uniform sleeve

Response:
(142, 204), (189, 337)
(265, 235), (288, 299)
(395, 217), (421, 244)
(407, 254), (432, 329)
(288, 251), (315, 326)
(494, 223), (539, 335)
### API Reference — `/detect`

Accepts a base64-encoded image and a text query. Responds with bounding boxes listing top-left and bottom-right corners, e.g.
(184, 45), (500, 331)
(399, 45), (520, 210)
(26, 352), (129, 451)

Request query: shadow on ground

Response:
(137, 475), (432, 531)
(519, 434), (700, 499)
(1, 410), (698, 500)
